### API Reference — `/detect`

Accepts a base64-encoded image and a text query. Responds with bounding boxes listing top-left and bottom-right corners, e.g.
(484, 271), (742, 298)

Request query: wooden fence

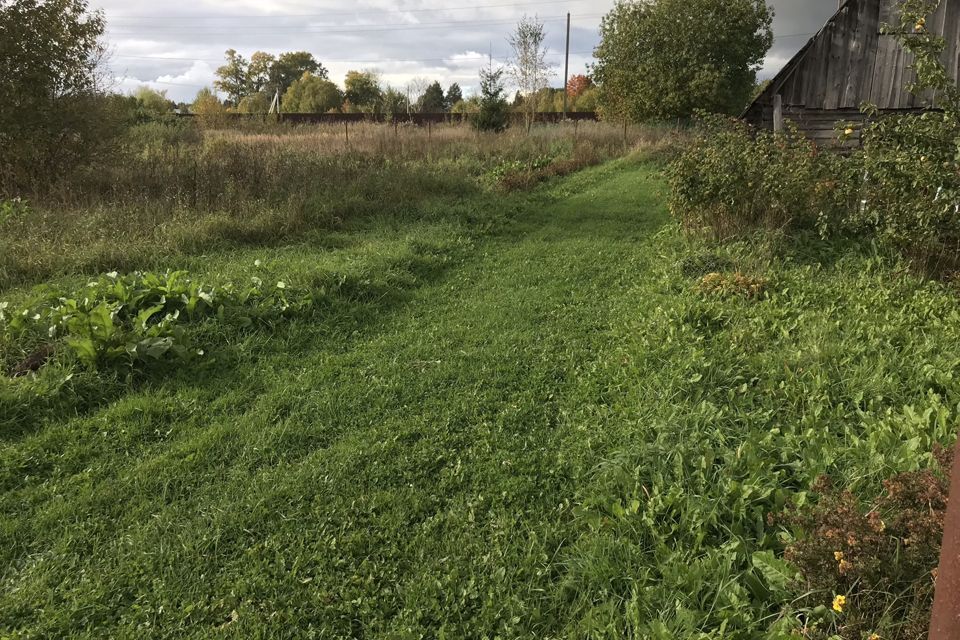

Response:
(176, 112), (599, 125)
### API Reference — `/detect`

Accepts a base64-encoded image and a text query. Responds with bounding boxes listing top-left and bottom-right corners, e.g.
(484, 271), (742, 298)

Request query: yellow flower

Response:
(868, 634), (881, 640)
(834, 550), (844, 562)
(832, 594), (846, 613)
(844, 127), (855, 136)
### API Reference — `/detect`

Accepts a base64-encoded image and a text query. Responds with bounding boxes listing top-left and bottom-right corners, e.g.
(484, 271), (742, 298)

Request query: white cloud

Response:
(114, 61), (215, 101)
(93, 0), (838, 103)
(157, 61), (216, 89)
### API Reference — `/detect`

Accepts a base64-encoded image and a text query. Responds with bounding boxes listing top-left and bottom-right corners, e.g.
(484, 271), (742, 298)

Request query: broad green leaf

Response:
(751, 550), (800, 595)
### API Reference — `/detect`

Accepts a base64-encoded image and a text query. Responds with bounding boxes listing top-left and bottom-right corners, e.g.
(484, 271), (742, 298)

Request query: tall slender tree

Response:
(445, 83), (464, 111)
(418, 81), (446, 112)
(507, 15), (554, 131)
(247, 51), (276, 94)
(214, 49), (249, 106)
(475, 67), (509, 132)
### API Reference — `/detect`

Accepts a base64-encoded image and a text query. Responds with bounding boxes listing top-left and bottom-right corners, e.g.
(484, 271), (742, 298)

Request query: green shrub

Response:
(853, 111), (960, 272)
(775, 448), (950, 640)
(668, 109), (958, 272)
(668, 115), (855, 239)
(669, 0), (960, 274)
(122, 119), (202, 150)
(0, 197), (29, 225)
(669, 109), (960, 271)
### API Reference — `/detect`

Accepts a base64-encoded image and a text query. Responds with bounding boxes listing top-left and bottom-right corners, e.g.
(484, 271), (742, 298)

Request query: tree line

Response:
(3, 0), (776, 193)
(209, 52), (466, 116)
(177, 47), (598, 118)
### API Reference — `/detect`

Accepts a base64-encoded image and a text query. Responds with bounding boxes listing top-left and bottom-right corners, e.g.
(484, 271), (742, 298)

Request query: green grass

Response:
(2, 158), (958, 638)
(0, 121), (641, 291)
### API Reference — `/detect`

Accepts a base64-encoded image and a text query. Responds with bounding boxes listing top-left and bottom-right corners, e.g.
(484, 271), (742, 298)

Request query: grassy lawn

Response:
(2, 158), (958, 638)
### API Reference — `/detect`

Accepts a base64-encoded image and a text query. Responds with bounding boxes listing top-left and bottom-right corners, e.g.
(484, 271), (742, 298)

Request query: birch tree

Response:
(507, 16), (554, 132)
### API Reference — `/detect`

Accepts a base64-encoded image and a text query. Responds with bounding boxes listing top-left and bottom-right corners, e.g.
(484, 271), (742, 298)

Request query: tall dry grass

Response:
(0, 121), (676, 290)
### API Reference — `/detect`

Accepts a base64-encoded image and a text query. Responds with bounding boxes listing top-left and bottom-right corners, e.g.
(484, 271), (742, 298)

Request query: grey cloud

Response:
(94, 0), (841, 102)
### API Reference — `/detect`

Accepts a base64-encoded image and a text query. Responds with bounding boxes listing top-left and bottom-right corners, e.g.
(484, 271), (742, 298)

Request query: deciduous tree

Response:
(450, 97), (479, 115)
(566, 74), (593, 100)
(344, 71), (383, 112)
(270, 52), (326, 96)
(214, 49), (249, 106)
(282, 72), (343, 113)
(574, 87), (599, 112)
(381, 87), (409, 115)
(592, 0), (772, 122)
(248, 51), (276, 94)
(134, 87), (173, 119)
(236, 91), (272, 114)
(403, 77), (430, 113)
(0, 0), (109, 192)
(191, 87), (227, 126)
(507, 16), (554, 131)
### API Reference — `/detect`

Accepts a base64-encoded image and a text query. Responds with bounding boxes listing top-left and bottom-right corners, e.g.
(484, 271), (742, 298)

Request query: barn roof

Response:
(750, 1), (854, 110)
(744, 0), (960, 117)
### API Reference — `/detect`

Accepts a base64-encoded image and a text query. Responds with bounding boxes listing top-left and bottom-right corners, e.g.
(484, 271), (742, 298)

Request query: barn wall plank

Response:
(745, 0), (957, 132)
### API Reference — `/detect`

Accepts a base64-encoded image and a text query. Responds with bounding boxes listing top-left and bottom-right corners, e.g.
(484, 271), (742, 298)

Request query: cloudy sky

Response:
(98, 0), (841, 103)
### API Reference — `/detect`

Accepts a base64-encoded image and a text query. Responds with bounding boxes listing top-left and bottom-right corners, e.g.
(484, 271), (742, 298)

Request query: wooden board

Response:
(744, 0), (959, 124)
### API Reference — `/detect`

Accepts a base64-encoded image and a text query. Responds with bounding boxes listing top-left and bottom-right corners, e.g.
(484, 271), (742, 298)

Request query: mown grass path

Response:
(4, 159), (958, 639)
(1, 161), (673, 638)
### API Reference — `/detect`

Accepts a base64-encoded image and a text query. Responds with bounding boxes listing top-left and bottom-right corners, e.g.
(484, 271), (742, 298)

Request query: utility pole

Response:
(563, 12), (571, 119)
(269, 88), (281, 120)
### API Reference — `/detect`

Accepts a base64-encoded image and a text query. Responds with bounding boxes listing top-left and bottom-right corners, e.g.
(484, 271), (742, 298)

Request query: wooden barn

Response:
(743, 0), (960, 144)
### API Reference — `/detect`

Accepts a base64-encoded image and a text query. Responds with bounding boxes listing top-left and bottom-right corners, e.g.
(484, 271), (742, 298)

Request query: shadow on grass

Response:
(0, 239), (469, 442)
(1, 157), (659, 442)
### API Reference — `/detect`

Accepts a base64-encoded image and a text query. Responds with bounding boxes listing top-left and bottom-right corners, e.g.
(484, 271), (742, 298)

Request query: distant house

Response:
(743, 0), (960, 144)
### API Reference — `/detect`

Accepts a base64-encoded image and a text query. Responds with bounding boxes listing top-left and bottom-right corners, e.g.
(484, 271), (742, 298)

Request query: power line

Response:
(109, 50), (597, 65)
(105, 14), (604, 35)
(106, 0), (596, 21)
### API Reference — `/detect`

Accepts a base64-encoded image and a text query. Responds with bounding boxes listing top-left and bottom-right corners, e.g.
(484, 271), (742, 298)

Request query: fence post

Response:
(929, 434), (960, 639)
(345, 121), (350, 145)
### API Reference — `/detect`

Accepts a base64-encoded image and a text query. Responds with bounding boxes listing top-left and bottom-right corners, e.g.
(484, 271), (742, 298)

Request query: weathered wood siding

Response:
(747, 105), (927, 145)
(744, 0), (960, 134)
